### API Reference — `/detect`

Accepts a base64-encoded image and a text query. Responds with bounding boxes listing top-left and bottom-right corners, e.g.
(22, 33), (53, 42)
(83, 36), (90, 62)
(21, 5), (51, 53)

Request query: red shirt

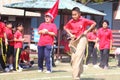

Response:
(60, 40), (70, 52)
(38, 22), (57, 46)
(97, 27), (113, 50)
(87, 32), (97, 41)
(20, 51), (30, 62)
(64, 17), (95, 38)
(14, 30), (23, 48)
(0, 22), (5, 38)
(5, 27), (14, 46)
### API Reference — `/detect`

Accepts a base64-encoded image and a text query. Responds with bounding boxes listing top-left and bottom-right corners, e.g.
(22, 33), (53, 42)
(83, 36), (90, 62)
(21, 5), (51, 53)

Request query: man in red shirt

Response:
(5, 22), (14, 70)
(97, 20), (113, 69)
(0, 17), (10, 72)
(38, 13), (57, 73)
(64, 7), (96, 80)
(14, 23), (24, 71)
(85, 28), (98, 66)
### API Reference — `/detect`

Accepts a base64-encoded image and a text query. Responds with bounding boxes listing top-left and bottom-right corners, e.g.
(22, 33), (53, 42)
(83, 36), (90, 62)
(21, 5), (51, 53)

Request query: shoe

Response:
(45, 71), (51, 73)
(16, 69), (22, 72)
(9, 64), (13, 70)
(104, 66), (108, 70)
(93, 65), (99, 68)
(19, 65), (23, 70)
(4, 68), (10, 72)
(38, 70), (42, 72)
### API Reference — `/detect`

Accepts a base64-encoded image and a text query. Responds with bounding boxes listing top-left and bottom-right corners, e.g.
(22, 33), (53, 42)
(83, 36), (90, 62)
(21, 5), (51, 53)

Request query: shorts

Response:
(7, 45), (14, 57)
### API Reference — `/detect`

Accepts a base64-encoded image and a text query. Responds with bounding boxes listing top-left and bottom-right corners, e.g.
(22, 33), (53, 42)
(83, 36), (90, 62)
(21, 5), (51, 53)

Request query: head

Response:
(17, 23), (24, 31)
(102, 20), (109, 28)
(72, 7), (81, 20)
(91, 27), (97, 33)
(44, 13), (53, 23)
(6, 22), (13, 29)
(24, 46), (30, 53)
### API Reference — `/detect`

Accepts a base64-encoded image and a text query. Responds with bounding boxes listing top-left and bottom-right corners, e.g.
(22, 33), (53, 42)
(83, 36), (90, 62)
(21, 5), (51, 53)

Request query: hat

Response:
(45, 0), (59, 21)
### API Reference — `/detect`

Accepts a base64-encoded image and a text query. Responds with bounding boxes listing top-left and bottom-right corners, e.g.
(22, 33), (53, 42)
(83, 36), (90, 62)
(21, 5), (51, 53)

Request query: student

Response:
(0, 17), (10, 72)
(5, 22), (14, 70)
(85, 28), (98, 67)
(64, 7), (96, 80)
(20, 46), (34, 68)
(14, 23), (24, 71)
(97, 20), (113, 69)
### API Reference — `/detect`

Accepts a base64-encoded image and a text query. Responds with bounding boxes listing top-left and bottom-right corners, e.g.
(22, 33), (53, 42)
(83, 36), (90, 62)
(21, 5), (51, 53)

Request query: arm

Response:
(84, 22), (96, 35)
(14, 38), (24, 42)
(64, 27), (75, 39)
(4, 33), (8, 45)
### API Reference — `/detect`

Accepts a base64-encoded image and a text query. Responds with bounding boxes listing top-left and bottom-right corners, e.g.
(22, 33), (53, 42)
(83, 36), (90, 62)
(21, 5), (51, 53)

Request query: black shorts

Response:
(7, 45), (14, 57)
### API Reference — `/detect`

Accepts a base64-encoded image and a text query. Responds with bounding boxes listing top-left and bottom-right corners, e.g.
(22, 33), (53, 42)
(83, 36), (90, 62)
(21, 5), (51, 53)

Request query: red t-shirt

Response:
(20, 51), (30, 62)
(5, 27), (14, 46)
(64, 17), (95, 38)
(38, 22), (57, 46)
(14, 30), (23, 48)
(0, 22), (5, 38)
(60, 40), (70, 52)
(97, 27), (113, 50)
(87, 32), (97, 41)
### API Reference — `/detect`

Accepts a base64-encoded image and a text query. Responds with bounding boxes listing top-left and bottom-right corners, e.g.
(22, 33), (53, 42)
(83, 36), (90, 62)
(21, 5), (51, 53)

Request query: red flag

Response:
(45, 0), (59, 22)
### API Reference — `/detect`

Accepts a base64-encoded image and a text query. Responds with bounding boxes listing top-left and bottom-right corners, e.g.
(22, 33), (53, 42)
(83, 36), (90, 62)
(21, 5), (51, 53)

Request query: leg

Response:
(38, 46), (44, 70)
(103, 49), (109, 68)
(71, 36), (87, 80)
(92, 48), (98, 65)
(44, 45), (52, 72)
(99, 50), (104, 68)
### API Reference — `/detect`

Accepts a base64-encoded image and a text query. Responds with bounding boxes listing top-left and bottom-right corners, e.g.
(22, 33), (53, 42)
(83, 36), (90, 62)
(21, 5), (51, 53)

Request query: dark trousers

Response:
(85, 42), (97, 65)
(99, 49), (109, 68)
(38, 45), (52, 71)
(14, 48), (22, 70)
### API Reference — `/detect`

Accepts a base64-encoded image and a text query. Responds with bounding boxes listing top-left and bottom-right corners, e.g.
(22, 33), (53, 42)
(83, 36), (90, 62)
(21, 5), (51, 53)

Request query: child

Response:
(14, 23), (24, 71)
(0, 18), (10, 72)
(20, 46), (34, 68)
(5, 22), (14, 70)
(64, 7), (96, 80)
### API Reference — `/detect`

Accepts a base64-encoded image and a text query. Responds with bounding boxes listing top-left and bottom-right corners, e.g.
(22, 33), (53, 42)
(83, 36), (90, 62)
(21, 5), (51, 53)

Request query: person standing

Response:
(97, 20), (113, 69)
(5, 22), (14, 70)
(64, 7), (96, 80)
(37, 0), (58, 73)
(14, 23), (24, 71)
(85, 28), (98, 67)
(0, 17), (10, 72)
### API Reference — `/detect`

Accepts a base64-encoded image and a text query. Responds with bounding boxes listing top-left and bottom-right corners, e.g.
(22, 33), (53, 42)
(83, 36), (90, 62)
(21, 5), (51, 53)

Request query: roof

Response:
(4, 0), (106, 16)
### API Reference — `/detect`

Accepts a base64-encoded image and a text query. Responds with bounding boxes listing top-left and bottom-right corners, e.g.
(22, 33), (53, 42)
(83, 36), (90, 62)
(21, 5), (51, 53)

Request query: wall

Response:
(87, 2), (113, 29)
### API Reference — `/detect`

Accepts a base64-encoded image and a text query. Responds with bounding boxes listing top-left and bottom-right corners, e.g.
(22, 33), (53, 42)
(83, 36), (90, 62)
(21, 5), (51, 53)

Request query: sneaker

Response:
(38, 70), (42, 72)
(19, 65), (23, 70)
(4, 68), (10, 72)
(9, 64), (13, 70)
(45, 71), (51, 73)
(93, 65), (99, 68)
(16, 69), (22, 72)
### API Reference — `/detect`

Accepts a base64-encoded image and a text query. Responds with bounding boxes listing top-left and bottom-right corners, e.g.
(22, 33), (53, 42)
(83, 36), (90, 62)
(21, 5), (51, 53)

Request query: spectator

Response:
(20, 46), (34, 68)
(97, 20), (113, 69)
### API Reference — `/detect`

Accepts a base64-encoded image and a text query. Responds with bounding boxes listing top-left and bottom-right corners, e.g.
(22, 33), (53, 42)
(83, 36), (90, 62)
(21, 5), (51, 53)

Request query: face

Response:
(72, 10), (80, 20)
(45, 15), (52, 23)
(17, 25), (24, 31)
(6, 23), (12, 29)
(102, 22), (108, 28)
(25, 47), (30, 53)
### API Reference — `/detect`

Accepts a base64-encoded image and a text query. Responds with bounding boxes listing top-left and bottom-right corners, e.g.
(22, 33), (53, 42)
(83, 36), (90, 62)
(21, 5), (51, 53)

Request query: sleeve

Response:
(38, 23), (43, 31)
(64, 20), (72, 30)
(84, 18), (95, 26)
(14, 32), (18, 39)
(20, 51), (24, 61)
(52, 24), (57, 35)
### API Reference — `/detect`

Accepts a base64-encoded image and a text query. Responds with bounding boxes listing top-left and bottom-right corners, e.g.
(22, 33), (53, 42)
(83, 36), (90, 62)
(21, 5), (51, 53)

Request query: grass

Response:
(0, 57), (120, 80)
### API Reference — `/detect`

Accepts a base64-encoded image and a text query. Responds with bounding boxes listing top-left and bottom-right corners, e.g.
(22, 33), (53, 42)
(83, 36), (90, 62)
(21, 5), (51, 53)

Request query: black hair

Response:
(24, 46), (29, 50)
(72, 7), (81, 13)
(102, 20), (109, 25)
(17, 23), (23, 27)
(6, 21), (12, 25)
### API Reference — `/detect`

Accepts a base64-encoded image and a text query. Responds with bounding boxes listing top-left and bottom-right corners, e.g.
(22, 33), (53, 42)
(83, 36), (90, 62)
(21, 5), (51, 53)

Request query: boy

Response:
(20, 46), (34, 68)
(5, 22), (14, 70)
(14, 23), (24, 71)
(64, 7), (96, 80)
